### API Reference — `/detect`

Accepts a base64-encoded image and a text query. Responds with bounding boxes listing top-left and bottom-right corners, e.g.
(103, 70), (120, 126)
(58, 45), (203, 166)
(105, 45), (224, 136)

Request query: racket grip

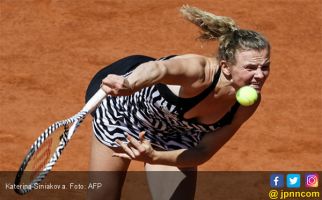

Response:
(82, 88), (107, 113)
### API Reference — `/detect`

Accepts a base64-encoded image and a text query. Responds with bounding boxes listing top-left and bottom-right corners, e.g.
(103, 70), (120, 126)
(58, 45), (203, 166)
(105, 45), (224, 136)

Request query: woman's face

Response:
(230, 48), (270, 92)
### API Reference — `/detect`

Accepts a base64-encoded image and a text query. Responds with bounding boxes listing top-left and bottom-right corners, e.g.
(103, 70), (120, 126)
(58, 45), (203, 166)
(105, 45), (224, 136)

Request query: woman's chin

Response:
(250, 84), (262, 93)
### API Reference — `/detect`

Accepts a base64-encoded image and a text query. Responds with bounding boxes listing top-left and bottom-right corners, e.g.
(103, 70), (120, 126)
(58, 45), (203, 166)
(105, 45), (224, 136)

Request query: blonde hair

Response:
(180, 5), (270, 64)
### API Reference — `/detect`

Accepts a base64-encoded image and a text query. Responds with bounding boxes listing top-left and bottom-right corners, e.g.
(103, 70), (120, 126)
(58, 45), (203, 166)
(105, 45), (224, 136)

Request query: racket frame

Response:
(14, 89), (106, 195)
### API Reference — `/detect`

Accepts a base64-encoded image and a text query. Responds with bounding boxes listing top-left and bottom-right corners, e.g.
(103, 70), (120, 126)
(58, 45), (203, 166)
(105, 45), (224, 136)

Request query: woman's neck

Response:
(214, 69), (236, 99)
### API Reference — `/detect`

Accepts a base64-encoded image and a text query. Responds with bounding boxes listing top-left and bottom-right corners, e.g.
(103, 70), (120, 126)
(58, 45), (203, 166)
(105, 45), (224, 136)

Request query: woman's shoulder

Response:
(171, 54), (216, 62)
(166, 54), (218, 77)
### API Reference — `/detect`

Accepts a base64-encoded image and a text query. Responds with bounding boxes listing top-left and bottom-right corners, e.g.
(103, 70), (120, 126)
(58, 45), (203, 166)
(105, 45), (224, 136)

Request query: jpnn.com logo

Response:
(270, 173), (319, 188)
(269, 173), (320, 200)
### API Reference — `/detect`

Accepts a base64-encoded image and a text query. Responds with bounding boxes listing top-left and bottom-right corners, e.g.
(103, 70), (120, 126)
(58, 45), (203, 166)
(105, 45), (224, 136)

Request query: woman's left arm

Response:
(177, 100), (261, 166)
(114, 99), (261, 167)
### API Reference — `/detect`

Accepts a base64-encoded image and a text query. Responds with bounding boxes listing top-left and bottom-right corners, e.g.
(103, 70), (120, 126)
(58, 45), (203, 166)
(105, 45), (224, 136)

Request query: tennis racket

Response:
(14, 88), (107, 195)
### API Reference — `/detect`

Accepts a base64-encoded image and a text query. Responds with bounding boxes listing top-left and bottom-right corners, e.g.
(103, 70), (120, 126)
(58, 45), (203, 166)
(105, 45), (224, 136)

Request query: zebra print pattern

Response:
(14, 111), (87, 195)
(93, 84), (223, 151)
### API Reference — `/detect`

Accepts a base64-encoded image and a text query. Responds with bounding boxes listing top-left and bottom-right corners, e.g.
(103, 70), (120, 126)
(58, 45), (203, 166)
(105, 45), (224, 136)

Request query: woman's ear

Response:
(220, 60), (232, 79)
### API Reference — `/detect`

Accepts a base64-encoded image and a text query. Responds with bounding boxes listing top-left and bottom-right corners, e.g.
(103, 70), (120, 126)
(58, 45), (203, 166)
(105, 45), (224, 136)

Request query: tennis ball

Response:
(236, 86), (258, 106)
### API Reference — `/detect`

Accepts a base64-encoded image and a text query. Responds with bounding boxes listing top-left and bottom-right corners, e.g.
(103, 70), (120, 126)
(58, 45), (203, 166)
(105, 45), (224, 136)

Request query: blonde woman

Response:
(86, 5), (271, 200)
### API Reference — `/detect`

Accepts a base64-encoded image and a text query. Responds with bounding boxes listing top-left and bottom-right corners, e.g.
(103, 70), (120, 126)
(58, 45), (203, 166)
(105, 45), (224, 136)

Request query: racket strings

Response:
(32, 110), (87, 151)
(15, 110), (89, 195)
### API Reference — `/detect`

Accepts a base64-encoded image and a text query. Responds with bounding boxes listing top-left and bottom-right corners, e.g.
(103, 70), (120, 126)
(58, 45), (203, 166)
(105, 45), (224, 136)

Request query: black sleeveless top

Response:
(89, 55), (240, 150)
(155, 55), (240, 127)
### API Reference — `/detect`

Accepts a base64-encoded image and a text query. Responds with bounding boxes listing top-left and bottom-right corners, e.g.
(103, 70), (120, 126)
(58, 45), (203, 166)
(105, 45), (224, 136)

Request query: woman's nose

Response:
(254, 68), (265, 79)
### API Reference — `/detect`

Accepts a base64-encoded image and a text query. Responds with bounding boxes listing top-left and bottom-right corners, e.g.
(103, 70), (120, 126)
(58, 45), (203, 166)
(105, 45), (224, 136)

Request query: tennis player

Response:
(86, 5), (270, 200)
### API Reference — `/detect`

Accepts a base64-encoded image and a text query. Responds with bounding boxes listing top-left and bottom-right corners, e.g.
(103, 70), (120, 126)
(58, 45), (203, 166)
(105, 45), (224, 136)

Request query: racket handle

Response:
(82, 88), (107, 113)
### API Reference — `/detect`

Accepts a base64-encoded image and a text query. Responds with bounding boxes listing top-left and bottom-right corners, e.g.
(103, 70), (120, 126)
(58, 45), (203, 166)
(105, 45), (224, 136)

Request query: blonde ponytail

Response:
(180, 5), (270, 64)
(180, 5), (238, 41)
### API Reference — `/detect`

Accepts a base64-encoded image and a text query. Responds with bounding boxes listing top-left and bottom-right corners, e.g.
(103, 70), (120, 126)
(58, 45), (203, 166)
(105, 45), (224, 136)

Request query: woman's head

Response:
(180, 5), (270, 91)
(218, 29), (270, 65)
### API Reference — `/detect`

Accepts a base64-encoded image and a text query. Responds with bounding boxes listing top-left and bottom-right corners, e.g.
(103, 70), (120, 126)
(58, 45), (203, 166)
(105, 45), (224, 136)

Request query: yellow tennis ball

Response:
(236, 86), (258, 106)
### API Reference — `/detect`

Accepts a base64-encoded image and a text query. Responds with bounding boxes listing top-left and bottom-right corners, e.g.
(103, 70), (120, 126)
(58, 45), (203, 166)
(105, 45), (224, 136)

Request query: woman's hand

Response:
(101, 74), (134, 96)
(113, 132), (156, 163)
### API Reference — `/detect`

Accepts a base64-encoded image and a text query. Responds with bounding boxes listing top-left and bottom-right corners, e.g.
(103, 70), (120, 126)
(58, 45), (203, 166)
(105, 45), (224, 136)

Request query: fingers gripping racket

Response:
(14, 89), (106, 195)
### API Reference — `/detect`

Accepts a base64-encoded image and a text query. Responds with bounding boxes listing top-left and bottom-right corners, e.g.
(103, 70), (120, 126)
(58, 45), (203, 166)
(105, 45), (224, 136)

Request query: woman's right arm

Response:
(100, 54), (214, 96)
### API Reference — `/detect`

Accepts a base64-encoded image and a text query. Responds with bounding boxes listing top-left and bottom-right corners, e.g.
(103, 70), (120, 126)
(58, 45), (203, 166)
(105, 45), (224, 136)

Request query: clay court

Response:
(0, 0), (321, 199)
